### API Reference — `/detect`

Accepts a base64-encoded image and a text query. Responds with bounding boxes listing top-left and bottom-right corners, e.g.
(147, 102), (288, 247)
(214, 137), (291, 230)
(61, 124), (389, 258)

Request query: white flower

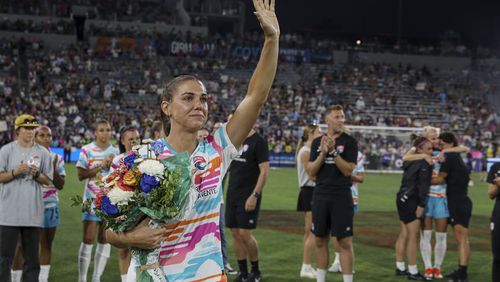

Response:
(107, 188), (134, 205)
(138, 159), (164, 177)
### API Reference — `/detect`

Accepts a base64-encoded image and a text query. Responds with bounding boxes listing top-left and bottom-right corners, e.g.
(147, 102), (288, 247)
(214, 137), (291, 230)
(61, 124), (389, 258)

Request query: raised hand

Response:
(252, 0), (280, 38)
(320, 135), (335, 155)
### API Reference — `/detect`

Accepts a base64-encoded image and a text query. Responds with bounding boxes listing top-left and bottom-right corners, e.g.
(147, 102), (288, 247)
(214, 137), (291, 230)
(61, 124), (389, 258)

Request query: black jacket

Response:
(397, 159), (433, 207)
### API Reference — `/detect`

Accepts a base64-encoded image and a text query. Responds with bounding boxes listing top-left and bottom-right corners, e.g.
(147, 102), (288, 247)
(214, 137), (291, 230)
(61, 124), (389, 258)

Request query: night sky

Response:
(244, 0), (500, 47)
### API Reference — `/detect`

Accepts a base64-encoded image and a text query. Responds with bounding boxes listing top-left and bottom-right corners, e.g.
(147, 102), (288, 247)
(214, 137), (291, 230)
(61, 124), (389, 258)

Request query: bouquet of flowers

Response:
(72, 140), (193, 282)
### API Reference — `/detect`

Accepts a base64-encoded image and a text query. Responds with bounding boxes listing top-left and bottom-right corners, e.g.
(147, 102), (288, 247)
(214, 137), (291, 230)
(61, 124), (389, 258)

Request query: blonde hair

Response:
(296, 125), (319, 157)
(422, 126), (439, 138)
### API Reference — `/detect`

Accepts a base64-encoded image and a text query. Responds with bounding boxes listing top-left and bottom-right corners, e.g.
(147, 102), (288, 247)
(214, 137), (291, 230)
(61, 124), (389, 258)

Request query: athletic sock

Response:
(334, 252), (341, 264)
(251, 260), (260, 274)
(434, 232), (447, 268)
(120, 274), (127, 282)
(39, 265), (51, 282)
(420, 230), (432, 269)
(396, 261), (406, 271)
(408, 265), (418, 275)
(91, 243), (111, 282)
(237, 259), (248, 276)
(78, 243), (93, 282)
(11, 270), (22, 282)
(343, 274), (353, 282)
(316, 269), (327, 282)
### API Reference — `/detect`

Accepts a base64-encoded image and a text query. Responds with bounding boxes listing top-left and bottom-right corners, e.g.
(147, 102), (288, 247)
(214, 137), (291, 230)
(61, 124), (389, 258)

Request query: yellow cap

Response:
(14, 114), (40, 130)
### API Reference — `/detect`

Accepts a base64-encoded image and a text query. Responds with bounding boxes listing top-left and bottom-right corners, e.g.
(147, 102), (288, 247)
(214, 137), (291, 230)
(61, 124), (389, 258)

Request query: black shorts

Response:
(297, 186), (314, 212)
(396, 196), (419, 224)
(311, 191), (354, 239)
(225, 198), (262, 230)
(448, 196), (472, 228)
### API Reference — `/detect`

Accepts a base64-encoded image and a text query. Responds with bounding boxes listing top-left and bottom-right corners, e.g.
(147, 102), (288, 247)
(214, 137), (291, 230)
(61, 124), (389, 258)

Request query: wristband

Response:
(253, 192), (261, 199)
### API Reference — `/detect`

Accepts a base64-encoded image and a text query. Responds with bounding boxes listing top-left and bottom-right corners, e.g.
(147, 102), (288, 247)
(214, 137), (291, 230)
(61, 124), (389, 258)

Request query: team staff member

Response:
(11, 126), (66, 282)
(396, 136), (433, 281)
(486, 161), (500, 281)
(76, 119), (119, 282)
(308, 105), (358, 282)
(226, 125), (269, 282)
(0, 114), (53, 282)
(432, 132), (471, 282)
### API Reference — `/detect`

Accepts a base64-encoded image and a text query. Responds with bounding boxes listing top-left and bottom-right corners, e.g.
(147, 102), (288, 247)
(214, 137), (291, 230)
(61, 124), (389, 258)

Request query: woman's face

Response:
(162, 80), (208, 133)
(121, 130), (140, 152)
(17, 127), (36, 143)
(419, 141), (434, 156)
(310, 127), (322, 140)
(35, 127), (52, 148)
(95, 123), (112, 144)
(427, 131), (439, 150)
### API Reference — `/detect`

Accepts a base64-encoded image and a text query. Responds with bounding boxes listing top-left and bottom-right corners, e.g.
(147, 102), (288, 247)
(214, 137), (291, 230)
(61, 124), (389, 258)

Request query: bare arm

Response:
(488, 176), (500, 199)
(0, 162), (30, 183)
(77, 166), (102, 181)
(226, 0), (279, 148)
(333, 155), (356, 177)
(308, 152), (326, 178)
(431, 171), (447, 185)
(442, 145), (469, 154)
(52, 155), (65, 190)
(34, 173), (51, 186)
(351, 172), (364, 183)
(300, 151), (315, 180)
(105, 219), (167, 249)
(245, 161), (269, 212)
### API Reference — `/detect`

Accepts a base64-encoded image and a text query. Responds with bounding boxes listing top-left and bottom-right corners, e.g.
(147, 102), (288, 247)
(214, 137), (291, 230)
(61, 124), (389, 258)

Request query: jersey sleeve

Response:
(439, 153), (453, 174)
(213, 123), (239, 177)
(76, 146), (89, 169)
(309, 137), (321, 162)
(356, 153), (365, 173)
(55, 153), (66, 177)
(255, 136), (270, 164)
(40, 148), (54, 182)
(0, 144), (9, 172)
(342, 137), (358, 164)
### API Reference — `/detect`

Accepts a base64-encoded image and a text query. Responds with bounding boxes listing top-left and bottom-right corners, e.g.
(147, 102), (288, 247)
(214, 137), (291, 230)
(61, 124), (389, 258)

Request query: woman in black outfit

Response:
(396, 136), (433, 281)
(487, 161), (500, 282)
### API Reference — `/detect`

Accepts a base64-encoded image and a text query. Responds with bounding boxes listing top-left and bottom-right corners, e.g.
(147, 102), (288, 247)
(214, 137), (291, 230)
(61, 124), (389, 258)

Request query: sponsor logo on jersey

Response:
(193, 156), (207, 170)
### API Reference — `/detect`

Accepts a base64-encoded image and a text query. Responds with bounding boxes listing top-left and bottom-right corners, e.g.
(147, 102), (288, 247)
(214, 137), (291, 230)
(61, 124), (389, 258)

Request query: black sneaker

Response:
(250, 271), (262, 282)
(396, 268), (409, 276)
(444, 269), (468, 281)
(407, 272), (432, 281)
(233, 273), (250, 282)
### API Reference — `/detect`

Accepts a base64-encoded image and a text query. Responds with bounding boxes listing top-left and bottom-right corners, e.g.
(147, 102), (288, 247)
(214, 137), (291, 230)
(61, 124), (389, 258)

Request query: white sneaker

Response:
(300, 265), (317, 279)
(328, 261), (342, 273)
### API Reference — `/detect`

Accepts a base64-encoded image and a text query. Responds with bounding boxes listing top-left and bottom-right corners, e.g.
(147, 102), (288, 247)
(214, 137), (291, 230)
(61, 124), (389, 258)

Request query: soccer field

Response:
(51, 165), (493, 282)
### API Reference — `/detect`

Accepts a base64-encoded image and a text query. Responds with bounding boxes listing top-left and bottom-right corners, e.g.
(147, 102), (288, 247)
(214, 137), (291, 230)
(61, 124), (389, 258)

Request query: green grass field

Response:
(49, 165), (494, 281)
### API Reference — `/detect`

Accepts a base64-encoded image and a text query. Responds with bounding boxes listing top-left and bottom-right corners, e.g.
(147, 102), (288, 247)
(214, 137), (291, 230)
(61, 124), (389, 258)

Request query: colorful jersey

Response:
(76, 142), (119, 205)
(351, 151), (365, 206)
(429, 150), (447, 198)
(42, 151), (66, 207)
(129, 124), (237, 282)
